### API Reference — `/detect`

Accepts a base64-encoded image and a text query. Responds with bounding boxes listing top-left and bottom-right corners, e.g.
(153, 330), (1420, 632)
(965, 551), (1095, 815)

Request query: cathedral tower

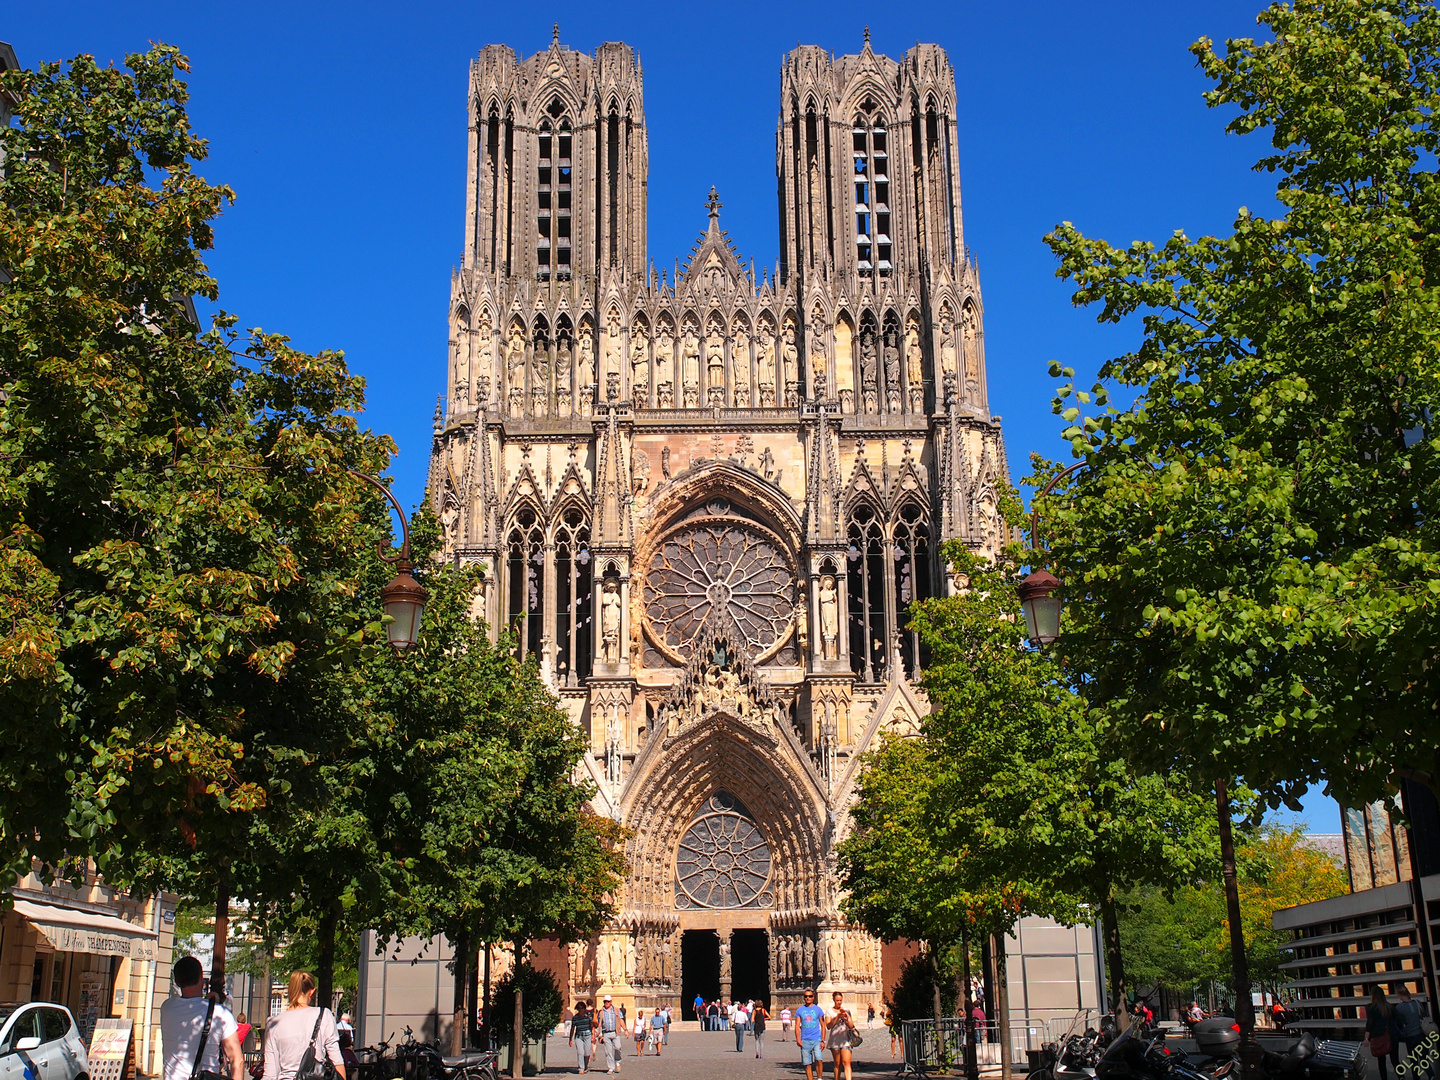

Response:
(421, 31), (1023, 1021)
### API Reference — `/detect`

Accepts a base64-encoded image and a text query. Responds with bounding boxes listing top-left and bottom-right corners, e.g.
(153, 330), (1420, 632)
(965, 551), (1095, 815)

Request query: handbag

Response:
(191, 1000), (230, 1080)
(295, 1008), (334, 1080)
(1371, 1033), (1393, 1057)
(850, 1029), (865, 1048)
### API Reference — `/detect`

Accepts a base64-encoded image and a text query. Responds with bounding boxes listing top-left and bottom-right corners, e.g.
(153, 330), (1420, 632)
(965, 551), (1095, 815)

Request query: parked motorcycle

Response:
(1033, 1023), (1115, 1080)
(391, 1027), (499, 1080)
(1185, 1017), (1367, 1080)
(1095, 1024), (1216, 1080)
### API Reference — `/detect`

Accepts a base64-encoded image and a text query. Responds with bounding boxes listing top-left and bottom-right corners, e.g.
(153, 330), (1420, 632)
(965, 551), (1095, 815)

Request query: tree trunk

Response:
(994, 934), (1012, 1080)
(930, 945), (943, 1021)
(316, 902), (338, 1015)
(483, 945), (492, 1045)
(1099, 892), (1129, 1031)
(961, 925), (979, 1080)
(211, 878), (229, 1000)
(1216, 779), (1261, 1078)
(451, 930), (470, 1055)
(510, 986), (523, 1080)
(468, 940), (480, 1048)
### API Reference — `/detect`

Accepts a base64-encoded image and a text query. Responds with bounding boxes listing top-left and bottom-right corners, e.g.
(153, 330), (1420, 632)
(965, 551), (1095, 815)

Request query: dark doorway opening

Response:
(681, 930), (719, 1020)
(731, 928), (770, 1006)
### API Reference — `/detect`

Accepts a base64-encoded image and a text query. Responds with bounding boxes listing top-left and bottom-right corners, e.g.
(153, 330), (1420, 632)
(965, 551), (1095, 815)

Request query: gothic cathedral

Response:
(428, 30), (1009, 1014)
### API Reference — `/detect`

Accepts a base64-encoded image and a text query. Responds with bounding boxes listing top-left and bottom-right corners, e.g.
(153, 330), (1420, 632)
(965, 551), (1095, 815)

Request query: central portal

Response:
(680, 930), (719, 1018)
(731, 928), (770, 1005)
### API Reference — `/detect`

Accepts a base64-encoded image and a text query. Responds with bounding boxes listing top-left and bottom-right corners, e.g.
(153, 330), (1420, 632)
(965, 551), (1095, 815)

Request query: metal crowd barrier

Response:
(901, 1012), (1103, 1075)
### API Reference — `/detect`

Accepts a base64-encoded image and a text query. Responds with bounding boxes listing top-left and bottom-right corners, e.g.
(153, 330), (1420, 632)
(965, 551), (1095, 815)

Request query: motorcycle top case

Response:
(1194, 1018), (1242, 1056)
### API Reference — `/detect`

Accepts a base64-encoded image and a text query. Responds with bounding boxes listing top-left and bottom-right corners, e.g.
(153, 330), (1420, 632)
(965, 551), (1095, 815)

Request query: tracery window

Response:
(852, 107), (891, 276)
(554, 508), (593, 685)
(506, 508), (545, 661)
(674, 792), (773, 910)
(893, 503), (932, 677)
(847, 504), (888, 682)
(536, 102), (572, 280)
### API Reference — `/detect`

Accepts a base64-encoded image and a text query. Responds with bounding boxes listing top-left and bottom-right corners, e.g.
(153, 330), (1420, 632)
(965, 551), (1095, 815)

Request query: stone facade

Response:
(428, 29), (1009, 1014)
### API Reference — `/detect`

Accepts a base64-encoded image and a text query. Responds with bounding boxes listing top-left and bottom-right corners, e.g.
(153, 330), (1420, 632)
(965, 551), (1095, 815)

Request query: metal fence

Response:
(899, 1012), (1104, 1076)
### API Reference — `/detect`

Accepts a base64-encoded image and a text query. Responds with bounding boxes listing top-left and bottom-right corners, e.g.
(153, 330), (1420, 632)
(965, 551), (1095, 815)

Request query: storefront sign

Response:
(43, 924), (154, 960)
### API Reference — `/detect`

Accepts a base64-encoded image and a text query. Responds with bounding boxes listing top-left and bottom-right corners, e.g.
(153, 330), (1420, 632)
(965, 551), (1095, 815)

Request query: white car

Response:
(0, 1004), (90, 1080)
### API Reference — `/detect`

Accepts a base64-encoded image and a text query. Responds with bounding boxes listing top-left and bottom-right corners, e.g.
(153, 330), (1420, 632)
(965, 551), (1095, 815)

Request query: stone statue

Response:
(531, 334), (550, 386)
(681, 324), (701, 406)
(660, 445), (672, 479)
(962, 306), (980, 383)
(454, 318), (471, 394)
(781, 321), (798, 386)
(655, 324), (673, 386)
(796, 584), (809, 657)
(827, 934), (844, 981)
(659, 939), (672, 983)
(905, 321), (922, 385)
(760, 446), (776, 481)
(884, 329), (901, 386)
(632, 325), (650, 389)
(819, 574), (839, 659)
(578, 324), (596, 387)
(604, 311), (623, 382)
(939, 315), (956, 374)
(706, 323), (725, 389)
(802, 935), (815, 979)
(719, 935), (731, 980)
(506, 324), (526, 382)
(757, 334), (775, 390)
(601, 580), (621, 663)
(859, 327), (877, 384)
(632, 446), (651, 495)
(556, 331), (572, 384)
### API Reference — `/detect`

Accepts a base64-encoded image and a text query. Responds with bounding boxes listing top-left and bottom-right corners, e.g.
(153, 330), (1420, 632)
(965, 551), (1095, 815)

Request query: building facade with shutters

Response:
(407, 29), (1090, 1023)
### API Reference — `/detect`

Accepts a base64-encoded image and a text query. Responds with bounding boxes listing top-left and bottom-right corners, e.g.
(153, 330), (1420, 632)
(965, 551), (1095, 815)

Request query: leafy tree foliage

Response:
(1119, 825), (1348, 1001)
(0, 45), (392, 892)
(489, 963), (563, 1044)
(1041, 0), (1440, 806)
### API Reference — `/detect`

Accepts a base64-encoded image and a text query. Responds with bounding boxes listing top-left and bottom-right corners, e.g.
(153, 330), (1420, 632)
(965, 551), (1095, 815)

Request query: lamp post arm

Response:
(1029, 460), (1087, 553)
(346, 468), (414, 568)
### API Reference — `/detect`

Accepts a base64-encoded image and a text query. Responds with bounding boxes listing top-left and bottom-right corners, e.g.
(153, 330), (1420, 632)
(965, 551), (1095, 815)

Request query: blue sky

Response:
(15, 2), (1342, 831)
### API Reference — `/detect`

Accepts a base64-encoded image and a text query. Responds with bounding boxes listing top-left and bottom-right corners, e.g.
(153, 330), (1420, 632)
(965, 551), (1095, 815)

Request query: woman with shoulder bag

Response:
(262, 972), (346, 1080)
(1365, 985), (1401, 1080)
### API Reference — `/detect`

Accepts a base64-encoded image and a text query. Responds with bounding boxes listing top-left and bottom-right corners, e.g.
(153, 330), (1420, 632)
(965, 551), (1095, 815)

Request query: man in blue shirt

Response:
(794, 988), (827, 1080)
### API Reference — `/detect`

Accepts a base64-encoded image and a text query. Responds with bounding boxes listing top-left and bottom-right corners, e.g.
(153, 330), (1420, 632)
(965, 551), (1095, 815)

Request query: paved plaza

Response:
(544, 1025), (904, 1077)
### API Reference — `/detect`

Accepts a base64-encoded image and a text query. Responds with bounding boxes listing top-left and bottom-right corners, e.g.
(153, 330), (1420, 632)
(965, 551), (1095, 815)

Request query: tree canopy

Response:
(1040, 0), (1440, 806)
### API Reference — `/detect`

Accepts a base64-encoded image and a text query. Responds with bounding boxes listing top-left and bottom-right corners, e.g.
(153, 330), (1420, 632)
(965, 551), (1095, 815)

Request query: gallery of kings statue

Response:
(356, 30), (1103, 1032)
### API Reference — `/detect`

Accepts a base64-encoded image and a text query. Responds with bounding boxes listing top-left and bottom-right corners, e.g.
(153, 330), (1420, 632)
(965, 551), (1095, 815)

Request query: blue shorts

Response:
(801, 1039), (823, 1065)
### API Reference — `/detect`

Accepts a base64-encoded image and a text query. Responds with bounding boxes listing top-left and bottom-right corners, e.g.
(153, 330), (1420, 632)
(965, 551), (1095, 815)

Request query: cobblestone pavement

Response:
(543, 1026), (903, 1077)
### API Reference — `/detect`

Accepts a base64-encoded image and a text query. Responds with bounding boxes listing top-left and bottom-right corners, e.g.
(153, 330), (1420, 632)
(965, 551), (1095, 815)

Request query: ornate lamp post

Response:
(347, 470), (428, 653)
(1017, 461), (1083, 647)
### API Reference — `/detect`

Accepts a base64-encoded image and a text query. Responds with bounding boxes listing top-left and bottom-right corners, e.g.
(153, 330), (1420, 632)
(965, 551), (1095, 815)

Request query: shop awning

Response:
(11, 898), (157, 961)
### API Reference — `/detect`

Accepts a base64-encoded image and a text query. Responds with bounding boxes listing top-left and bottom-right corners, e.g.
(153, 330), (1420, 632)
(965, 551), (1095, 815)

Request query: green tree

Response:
(0, 43), (392, 927)
(907, 544), (1222, 1027)
(1038, 0), (1440, 1044)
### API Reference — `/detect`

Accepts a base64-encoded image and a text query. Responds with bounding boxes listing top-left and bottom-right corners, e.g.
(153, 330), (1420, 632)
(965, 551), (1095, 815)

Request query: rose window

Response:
(644, 512), (797, 664)
(674, 793), (773, 909)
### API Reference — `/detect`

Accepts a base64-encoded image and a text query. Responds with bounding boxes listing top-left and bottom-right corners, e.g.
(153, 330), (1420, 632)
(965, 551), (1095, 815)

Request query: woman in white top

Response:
(262, 972), (346, 1080)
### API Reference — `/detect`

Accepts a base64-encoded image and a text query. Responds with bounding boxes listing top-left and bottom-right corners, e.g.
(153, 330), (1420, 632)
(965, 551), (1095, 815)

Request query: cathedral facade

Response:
(427, 30), (1009, 1015)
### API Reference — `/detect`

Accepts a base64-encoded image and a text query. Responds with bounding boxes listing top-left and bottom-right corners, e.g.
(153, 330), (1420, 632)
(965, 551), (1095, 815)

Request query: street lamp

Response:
(1019, 461), (1085, 647)
(348, 469), (428, 654)
(1018, 569), (1063, 646)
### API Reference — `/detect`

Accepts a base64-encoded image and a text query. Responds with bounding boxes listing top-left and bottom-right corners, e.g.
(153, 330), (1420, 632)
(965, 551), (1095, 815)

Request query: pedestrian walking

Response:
(753, 1001), (770, 1059)
(662, 1006), (671, 1045)
(827, 992), (856, 1080)
(160, 956), (245, 1080)
(693, 993), (704, 1021)
(597, 995), (623, 1074)
(867, 1004), (875, 1030)
(632, 1012), (646, 1056)
(1394, 987), (1430, 1080)
(781, 1006), (792, 1035)
(647, 1008), (666, 1057)
(261, 972), (347, 1080)
(568, 1000), (596, 1074)
(794, 989), (826, 1080)
(733, 1002), (746, 1053)
(1365, 986), (1400, 1080)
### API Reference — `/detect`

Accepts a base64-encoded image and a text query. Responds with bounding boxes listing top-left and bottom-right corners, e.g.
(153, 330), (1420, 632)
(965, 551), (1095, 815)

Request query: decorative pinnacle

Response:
(705, 185), (722, 221)
(552, 22), (560, 45)
(863, 26), (871, 47)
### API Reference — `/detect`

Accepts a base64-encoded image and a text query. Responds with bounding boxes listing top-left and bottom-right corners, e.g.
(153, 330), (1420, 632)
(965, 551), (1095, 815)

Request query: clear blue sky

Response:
(16, 2), (1342, 832)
